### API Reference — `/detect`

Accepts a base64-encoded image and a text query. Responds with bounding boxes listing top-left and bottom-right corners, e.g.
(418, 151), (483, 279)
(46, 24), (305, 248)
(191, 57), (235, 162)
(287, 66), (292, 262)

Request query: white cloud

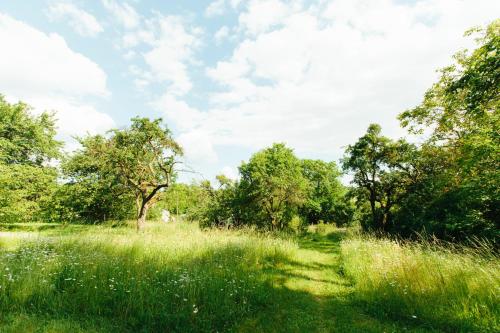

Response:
(230, 0), (243, 9)
(238, 0), (293, 35)
(177, 131), (218, 164)
(152, 93), (216, 164)
(0, 13), (108, 98)
(162, 0), (500, 166)
(123, 15), (201, 96)
(0, 13), (114, 144)
(26, 97), (114, 137)
(206, 0), (226, 17)
(220, 166), (239, 180)
(102, 0), (140, 29)
(214, 25), (230, 44)
(47, 2), (103, 37)
(153, 94), (206, 132)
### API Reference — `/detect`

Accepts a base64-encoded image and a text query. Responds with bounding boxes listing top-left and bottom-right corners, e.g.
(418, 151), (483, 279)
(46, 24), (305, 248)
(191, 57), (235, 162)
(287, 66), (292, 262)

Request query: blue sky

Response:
(0, 0), (498, 182)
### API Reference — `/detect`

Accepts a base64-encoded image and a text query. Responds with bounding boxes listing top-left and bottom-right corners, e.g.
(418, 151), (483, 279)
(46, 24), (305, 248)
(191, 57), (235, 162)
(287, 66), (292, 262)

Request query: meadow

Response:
(0, 222), (498, 333)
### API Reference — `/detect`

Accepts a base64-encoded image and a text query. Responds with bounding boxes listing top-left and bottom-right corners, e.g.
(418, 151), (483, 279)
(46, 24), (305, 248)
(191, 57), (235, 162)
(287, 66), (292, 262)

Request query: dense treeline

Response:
(0, 21), (498, 243)
(193, 144), (353, 230)
(344, 21), (499, 242)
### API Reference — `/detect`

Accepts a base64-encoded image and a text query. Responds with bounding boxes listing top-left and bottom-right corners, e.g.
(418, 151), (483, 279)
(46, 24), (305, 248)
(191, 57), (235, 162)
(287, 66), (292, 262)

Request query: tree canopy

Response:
(63, 117), (183, 230)
(0, 96), (61, 223)
(343, 124), (416, 231)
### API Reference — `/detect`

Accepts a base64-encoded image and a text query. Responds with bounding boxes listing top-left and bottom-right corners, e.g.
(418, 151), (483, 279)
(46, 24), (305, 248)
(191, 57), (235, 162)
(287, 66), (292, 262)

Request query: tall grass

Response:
(0, 222), (295, 332)
(341, 235), (500, 332)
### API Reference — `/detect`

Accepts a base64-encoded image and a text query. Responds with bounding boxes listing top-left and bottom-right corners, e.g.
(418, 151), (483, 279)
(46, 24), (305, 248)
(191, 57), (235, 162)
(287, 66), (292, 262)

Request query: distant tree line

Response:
(0, 21), (497, 242)
(191, 144), (353, 231)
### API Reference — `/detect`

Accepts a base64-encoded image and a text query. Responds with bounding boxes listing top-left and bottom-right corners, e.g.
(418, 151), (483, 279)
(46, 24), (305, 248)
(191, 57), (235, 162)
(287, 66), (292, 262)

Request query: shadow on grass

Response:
(297, 229), (345, 254)
(0, 227), (478, 333)
(247, 230), (449, 333)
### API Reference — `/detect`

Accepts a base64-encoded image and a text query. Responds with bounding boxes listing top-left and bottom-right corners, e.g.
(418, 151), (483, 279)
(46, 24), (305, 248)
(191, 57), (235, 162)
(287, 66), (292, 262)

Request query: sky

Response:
(0, 0), (498, 182)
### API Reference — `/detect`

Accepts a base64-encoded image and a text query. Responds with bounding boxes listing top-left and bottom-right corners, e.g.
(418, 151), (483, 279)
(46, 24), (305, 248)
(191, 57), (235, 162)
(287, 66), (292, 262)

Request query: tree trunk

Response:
(136, 202), (149, 232)
(380, 203), (392, 232)
(381, 211), (388, 231)
(369, 189), (377, 228)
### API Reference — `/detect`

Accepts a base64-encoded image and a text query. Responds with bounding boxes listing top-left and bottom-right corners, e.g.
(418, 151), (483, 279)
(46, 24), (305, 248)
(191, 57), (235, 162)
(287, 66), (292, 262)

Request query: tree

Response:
(0, 96), (60, 166)
(239, 143), (308, 230)
(396, 20), (499, 241)
(157, 182), (210, 217)
(50, 138), (135, 224)
(0, 96), (61, 223)
(196, 176), (243, 228)
(68, 117), (183, 231)
(342, 124), (416, 231)
(300, 159), (351, 225)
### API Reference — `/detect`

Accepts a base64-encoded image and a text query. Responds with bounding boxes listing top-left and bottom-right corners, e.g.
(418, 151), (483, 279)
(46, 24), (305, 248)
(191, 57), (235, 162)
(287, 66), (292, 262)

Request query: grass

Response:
(0, 222), (498, 332)
(341, 234), (500, 332)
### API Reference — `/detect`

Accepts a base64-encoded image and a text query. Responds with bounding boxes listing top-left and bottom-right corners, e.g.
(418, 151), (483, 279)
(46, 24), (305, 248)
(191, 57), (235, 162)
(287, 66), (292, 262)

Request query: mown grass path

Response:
(239, 229), (437, 333)
(0, 224), (461, 332)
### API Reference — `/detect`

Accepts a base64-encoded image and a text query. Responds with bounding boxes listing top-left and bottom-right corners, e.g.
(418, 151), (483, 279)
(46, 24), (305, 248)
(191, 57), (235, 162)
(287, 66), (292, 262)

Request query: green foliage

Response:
(61, 117), (183, 229)
(156, 182), (210, 217)
(199, 144), (350, 230)
(0, 96), (60, 223)
(342, 21), (498, 242)
(238, 143), (309, 230)
(197, 177), (244, 228)
(342, 124), (416, 231)
(300, 159), (353, 226)
(0, 164), (57, 223)
(394, 20), (500, 242)
(49, 135), (135, 224)
(0, 96), (60, 165)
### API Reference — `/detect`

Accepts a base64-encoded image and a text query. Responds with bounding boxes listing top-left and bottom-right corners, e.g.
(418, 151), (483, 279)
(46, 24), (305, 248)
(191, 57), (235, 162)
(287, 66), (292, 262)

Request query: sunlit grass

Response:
(1, 222), (498, 332)
(341, 235), (500, 332)
(0, 222), (295, 332)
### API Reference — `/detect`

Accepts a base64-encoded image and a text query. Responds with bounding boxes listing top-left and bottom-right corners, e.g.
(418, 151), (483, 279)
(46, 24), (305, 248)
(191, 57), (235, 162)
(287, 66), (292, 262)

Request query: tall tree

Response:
(68, 117), (183, 231)
(342, 124), (416, 231)
(239, 143), (308, 230)
(0, 96), (60, 166)
(52, 135), (135, 224)
(396, 20), (499, 241)
(0, 95), (61, 223)
(300, 159), (350, 225)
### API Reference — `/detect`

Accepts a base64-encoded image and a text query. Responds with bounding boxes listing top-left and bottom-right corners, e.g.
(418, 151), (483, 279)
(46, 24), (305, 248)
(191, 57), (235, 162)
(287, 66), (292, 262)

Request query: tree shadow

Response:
(296, 229), (346, 254)
(242, 228), (448, 332)
(1, 228), (463, 333)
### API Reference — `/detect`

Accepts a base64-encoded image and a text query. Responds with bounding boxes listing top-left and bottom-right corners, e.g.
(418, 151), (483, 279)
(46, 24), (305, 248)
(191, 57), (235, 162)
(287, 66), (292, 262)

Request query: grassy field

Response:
(0, 222), (498, 332)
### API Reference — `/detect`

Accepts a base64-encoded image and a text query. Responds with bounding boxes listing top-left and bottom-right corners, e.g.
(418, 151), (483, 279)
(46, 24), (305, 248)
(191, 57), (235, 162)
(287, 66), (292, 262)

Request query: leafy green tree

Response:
(49, 137), (135, 224)
(300, 159), (352, 225)
(65, 117), (183, 231)
(0, 96), (61, 223)
(396, 20), (499, 241)
(0, 96), (60, 165)
(342, 124), (416, 231)
(0, 164), (57, 223)
(239, 143), (308, 230)
(196, 176), (244, 228)
(155, 182), (210, 218)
